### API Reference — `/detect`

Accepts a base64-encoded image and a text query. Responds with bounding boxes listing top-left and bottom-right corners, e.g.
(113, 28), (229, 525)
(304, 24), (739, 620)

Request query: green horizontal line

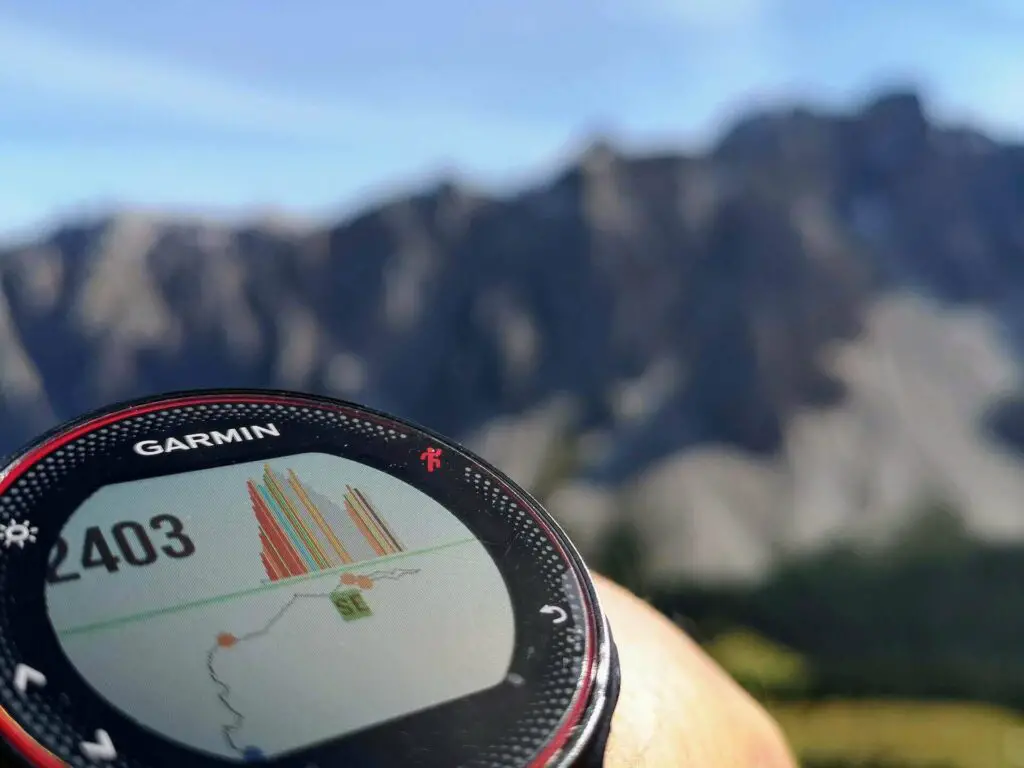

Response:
(56, 537), (477, 638)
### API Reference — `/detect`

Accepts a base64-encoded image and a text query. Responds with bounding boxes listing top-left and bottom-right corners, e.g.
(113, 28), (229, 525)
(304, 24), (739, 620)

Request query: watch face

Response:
(0, 391), (613, 768)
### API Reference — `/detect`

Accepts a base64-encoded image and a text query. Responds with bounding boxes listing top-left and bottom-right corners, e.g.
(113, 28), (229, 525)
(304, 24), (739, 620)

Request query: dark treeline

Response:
(605, 500), (1024, 709)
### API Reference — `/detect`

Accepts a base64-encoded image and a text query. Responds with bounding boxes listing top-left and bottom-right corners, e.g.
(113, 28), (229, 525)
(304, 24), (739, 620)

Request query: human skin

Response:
(594, 575), (798, 767)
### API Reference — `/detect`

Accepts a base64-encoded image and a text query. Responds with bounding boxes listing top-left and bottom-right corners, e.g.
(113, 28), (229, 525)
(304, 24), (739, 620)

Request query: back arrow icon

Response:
(13, 664), (45, 694)
(539, 605), (568, 624)
(80, 730), (116, 762)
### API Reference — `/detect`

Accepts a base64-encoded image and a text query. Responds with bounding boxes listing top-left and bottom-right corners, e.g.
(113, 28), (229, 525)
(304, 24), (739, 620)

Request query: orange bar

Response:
(264, 468), (330, 570)
(345, 497), (387, 557)
(259, 531), (288, 581)
(260, 550), (281, 582)
(257, 517), (291, 580)
(346, 488), (392, 554)
(354, 487), (404, 552)
(249, 481), (306, 576)
(288, 470), (353, 565)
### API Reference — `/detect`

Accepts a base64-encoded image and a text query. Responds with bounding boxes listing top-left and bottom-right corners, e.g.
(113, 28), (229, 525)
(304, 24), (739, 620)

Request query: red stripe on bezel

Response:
(0, 393), (599, 768)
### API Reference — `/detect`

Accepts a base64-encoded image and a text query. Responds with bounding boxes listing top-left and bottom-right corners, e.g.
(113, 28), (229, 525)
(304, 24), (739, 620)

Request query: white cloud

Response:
(0, 16), (558, 147)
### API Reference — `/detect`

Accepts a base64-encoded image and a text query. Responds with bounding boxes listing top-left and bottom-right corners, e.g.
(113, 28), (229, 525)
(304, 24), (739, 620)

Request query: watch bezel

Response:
(0, 389), (616, 768)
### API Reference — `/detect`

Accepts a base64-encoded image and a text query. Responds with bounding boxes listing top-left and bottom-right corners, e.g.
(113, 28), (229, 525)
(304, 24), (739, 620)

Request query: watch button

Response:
(80, 729), (116, 762)
(12, 664), (45, 694)
(539, 604), (568, 624)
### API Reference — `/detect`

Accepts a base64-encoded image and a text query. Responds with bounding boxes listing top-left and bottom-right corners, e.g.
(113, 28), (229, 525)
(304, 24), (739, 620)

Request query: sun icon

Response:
(0, 520), (39, 549)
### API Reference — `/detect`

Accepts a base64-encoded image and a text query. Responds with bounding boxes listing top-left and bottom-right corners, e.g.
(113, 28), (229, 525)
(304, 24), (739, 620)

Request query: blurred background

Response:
(3, 2), (1024, 765)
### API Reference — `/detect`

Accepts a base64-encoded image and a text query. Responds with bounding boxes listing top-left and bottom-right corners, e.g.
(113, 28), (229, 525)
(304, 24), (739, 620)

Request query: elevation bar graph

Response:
(247, 465), (406, 581)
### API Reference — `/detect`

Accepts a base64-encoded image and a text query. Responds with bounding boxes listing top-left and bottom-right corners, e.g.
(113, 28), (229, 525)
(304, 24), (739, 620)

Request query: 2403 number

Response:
(47, 514), (196, 585)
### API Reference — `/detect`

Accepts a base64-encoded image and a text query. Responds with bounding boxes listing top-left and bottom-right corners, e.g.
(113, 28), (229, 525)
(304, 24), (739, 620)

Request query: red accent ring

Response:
(0, 393), (599, 767)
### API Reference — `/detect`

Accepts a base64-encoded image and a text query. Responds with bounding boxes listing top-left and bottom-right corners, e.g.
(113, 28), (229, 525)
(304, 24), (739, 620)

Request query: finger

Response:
(593, 575), (797, 768)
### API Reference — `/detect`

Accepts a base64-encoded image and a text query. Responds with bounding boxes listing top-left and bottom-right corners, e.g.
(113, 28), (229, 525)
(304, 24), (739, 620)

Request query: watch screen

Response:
(45, 453), (515, 761)
(0, 393), (612, 768)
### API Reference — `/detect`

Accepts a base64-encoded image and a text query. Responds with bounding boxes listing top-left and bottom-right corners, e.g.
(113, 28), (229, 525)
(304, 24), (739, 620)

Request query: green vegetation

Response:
(594, 520), (647, 595)
(887, 495), (974, 563)
(706, 627), (1024, 768)
(646, 524), (1024, 709)
(588, 494), (1024, 767)
(704, 629), (812, 696)
(772, 700), (1024, 768)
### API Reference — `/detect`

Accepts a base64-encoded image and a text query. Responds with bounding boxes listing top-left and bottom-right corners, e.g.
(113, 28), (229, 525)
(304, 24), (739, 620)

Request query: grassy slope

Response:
(704, 630), (1024, 768)
(771, 700), (1024, 768)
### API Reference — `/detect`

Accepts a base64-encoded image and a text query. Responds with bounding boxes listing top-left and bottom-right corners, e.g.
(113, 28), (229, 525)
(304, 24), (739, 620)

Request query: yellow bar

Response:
(288, 471), (353, 564)
(265, 468), (330, 570)
(354, 487), (404, 552)
(346, 486), (393, 554)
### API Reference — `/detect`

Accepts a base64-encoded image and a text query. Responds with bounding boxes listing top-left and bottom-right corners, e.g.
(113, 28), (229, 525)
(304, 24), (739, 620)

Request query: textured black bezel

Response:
(0, 390), (615, 768)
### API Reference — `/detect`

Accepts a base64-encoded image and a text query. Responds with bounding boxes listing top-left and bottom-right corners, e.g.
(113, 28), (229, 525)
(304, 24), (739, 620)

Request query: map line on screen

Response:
(248, 465), (407, 581)
(207, 566), (423, 758)
(54, 537), (476, 639)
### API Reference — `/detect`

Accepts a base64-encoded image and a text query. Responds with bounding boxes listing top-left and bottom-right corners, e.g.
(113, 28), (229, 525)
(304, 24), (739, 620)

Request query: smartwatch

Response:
(0, 389), (619, 767)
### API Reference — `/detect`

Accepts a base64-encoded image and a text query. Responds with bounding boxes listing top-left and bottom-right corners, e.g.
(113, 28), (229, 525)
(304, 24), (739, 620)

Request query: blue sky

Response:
(1, 0), (1022, 239)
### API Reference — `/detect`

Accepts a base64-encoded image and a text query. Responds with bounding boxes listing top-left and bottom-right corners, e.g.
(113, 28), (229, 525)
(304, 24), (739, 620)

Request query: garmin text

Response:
(132, 424), (280, 456)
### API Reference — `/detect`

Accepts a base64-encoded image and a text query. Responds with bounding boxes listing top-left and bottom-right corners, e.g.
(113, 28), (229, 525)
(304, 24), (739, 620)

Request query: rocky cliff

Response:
(3, 90), (1023, 585)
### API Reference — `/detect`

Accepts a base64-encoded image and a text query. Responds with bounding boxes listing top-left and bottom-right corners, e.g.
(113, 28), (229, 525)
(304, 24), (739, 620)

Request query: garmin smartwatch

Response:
(0, 389), (619, 767)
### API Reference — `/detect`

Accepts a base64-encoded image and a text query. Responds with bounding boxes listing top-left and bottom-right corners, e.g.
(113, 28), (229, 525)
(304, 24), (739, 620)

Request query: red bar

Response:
(248, 481), (307, 577)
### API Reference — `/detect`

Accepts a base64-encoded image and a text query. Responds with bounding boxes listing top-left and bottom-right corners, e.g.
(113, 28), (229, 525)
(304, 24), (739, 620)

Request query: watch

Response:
(0, 389), (620, 767)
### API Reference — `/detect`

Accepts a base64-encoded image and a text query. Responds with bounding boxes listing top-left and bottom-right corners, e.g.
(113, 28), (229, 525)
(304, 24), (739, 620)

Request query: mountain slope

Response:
(2, 90), (1023, 584)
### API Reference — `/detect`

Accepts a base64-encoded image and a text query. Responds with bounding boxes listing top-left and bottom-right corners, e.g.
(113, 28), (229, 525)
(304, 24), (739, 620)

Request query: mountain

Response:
(2, 90), (1024, 586)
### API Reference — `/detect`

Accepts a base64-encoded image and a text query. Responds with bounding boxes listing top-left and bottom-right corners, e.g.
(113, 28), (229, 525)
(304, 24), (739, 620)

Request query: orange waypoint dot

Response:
(217, 633), (238, 648)
(356, 575), (373, 589)
(341, 573), (357, 585)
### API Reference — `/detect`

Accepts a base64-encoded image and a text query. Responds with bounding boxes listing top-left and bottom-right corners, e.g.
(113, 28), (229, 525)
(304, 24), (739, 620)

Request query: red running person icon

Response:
(420, 446), (442, 472)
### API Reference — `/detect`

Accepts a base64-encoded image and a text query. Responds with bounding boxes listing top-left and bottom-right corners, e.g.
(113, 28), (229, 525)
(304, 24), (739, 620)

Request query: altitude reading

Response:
(47, 515), (196, 585)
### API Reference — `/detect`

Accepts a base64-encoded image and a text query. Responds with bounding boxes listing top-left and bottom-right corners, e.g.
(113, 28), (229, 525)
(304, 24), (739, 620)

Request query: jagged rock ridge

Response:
(2, 89), (1024, 584)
